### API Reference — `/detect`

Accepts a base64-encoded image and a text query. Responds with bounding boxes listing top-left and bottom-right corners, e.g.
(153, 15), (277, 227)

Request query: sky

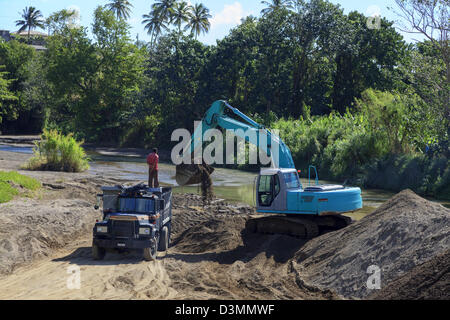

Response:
(0, 0), (425, 44)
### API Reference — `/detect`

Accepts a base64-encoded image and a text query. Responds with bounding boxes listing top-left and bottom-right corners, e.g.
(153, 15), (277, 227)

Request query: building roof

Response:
(12, 30), (47, 37)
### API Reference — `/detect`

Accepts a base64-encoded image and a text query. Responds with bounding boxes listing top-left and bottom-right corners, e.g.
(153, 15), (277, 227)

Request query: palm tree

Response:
(186, 3), (211, 38)
(142, 11), (168, 45)
(260, 0), (293, 15)
(171, 1), (191, 33)
(15, 6), (45, 43)
(151, 0), (176, 23)
(105, 0), (133, 20)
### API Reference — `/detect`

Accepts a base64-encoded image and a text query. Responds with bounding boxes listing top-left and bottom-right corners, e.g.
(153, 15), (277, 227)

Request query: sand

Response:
(369, 249), (450, 300)
(291, 190), (450, 299)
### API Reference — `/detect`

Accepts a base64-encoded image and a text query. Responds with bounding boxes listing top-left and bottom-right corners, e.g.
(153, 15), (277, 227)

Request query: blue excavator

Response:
(175, 100), (363, 238)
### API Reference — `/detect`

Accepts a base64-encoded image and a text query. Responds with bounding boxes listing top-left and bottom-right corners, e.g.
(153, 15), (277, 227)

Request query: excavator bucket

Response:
(175, 163), (214, 186)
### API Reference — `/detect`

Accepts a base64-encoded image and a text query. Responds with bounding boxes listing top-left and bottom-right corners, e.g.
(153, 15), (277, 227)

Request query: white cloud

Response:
(210, 2), (245, 28)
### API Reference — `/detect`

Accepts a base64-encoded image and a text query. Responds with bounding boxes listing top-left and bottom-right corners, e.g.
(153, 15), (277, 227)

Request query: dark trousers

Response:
(148, 169), (159, 188)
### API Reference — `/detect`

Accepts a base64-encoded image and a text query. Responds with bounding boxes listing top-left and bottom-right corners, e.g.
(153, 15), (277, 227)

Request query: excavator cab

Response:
(257, 173), (281, 207)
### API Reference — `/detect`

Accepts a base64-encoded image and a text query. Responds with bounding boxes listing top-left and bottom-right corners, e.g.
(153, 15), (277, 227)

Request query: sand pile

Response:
(370, 249), (450, 300)
(291, 190), (450, 298)
(167, 215), (339, 300)
(171, 193), (254, 238)
(0, 197), (101, 275)
(174, 217), (247, 253)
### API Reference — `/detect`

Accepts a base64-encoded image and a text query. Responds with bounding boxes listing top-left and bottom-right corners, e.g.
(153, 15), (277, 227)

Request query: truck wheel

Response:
(143, 238), (158, 261)
(158, 226), (169, 251)
(92, 244), (106, 260)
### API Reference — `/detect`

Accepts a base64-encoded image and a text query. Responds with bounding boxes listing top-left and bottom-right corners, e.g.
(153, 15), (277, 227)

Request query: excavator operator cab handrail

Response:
(308, 165), (319, 186)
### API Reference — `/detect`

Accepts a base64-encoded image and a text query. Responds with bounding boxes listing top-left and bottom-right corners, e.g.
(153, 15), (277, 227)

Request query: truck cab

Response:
(92, 184), (172, 261)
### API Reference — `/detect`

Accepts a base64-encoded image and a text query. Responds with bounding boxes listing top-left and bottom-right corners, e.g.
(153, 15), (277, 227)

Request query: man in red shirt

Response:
(147, 148), (159, 188)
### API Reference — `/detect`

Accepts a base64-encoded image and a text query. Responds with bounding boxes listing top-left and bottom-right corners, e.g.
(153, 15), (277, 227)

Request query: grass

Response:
(0, 171), (41, 203)
(23, 129), (90, 173)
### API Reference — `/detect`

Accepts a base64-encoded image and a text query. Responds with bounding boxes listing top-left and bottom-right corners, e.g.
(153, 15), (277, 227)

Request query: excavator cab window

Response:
(258, 175), (280, 207)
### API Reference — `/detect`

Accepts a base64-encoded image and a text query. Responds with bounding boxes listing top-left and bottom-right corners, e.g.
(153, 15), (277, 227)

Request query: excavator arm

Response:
(176, 100), (295, 186)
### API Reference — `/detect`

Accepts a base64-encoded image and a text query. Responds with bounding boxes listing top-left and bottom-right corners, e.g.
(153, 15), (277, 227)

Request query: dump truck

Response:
(92, 184), (172, 261)
(176, 100), (363, 238)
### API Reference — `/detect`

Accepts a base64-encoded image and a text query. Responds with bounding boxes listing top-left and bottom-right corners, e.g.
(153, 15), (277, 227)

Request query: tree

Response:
(15, 6), (45, 43)
(0, 40), (37, 132)
(331, 11), (407, 114)
(105, 0), (133, 20)
(0, 66), (17, 125)
(172, 1), (191, 33)
(394, 0), (449, 84)
(261, 0), (293, 15)
(152, 0), (176, 23)
(186, 3), (211, 38)
(45, 6), (146, 141)
(145, 32), (210, 141)
(45, 9), (77, 35)
(142, 11), (169, 45)
(393, 0), (449, 145)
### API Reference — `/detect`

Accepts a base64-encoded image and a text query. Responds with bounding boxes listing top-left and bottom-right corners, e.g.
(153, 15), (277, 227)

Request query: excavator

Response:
(175, 100), (363, 239)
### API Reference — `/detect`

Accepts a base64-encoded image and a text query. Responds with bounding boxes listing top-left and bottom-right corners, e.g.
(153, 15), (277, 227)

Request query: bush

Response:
(24, 129), (90, 172)
(361, 155), (450, 200)
(0, 171), (41, 203)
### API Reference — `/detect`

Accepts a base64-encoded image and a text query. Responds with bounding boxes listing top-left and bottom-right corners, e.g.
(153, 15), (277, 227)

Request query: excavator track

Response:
(245, 214), (353, 239)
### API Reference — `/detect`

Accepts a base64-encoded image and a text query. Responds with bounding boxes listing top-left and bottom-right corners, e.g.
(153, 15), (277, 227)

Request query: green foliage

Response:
(361, 155), (450, 200)
(0, 65), (17, 123)
(0, 39), (42, 132)
(105, 0), (133, 20)
(0, 171), (41, 203)
(273, 89), (443, 184)
(44, 6), (146, 142)
(24, 129), (90, 172)
(45, 9), (78, 35)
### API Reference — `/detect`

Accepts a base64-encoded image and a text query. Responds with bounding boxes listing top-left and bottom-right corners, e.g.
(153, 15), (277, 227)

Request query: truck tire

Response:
(143, 237), (158, 261)
(158, 226), (169, 251)
(92, 244), (106, 260)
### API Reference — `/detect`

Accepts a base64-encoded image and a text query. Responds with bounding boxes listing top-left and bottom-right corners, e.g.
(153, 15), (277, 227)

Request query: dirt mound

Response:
(171, 193), (254, 238)
(0, 196), (101, 276)
(291, 189), (450, 299)
(369, 249), (450, 300)
(166, 214), (340, 300)
(175, 217), (247, 253)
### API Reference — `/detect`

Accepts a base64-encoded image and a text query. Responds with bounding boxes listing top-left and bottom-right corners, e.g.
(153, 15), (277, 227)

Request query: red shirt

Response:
(147, 153), (159, 171)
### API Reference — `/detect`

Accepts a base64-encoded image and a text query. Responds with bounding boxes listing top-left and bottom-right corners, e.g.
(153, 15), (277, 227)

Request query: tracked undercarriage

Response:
(245, 214), (353, 239)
